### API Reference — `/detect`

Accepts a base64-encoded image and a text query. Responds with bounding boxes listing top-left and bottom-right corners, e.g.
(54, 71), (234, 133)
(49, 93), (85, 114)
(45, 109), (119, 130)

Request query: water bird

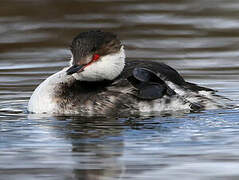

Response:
(28, 30), (226, 115)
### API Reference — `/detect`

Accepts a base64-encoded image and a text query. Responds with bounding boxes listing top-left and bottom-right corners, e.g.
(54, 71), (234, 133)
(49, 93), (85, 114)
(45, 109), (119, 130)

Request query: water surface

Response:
(0, 0), (239, 179)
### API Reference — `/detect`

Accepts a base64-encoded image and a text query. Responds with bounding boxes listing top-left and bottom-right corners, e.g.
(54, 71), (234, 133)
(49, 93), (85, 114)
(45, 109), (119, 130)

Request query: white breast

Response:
(28, 69), (72, 114)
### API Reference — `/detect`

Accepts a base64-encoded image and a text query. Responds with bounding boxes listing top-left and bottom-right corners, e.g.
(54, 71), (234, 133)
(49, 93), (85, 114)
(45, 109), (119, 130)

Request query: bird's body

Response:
(28, 30), (226, 115)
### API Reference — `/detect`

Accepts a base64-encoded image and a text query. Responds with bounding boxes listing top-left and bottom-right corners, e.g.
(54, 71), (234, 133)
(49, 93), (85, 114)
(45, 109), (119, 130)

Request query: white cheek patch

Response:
(69, 55), (73, 66)
(73, 46), (125, 81)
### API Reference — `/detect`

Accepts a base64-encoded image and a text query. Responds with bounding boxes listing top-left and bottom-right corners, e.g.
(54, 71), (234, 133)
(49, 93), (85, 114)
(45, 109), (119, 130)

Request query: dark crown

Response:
(70, 30), (122, 64)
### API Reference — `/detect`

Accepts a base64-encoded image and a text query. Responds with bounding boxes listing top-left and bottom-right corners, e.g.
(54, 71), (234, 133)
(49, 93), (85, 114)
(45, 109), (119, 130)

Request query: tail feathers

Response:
(183, 82), (216, 92)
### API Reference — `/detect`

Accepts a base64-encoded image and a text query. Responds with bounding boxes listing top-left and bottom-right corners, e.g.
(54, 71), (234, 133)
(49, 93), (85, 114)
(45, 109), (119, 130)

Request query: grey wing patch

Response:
(127, 67), (176, 100)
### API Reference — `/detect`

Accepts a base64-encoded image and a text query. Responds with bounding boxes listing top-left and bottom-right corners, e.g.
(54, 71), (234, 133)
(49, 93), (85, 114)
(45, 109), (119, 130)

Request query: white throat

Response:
(72, 46), (125, 81)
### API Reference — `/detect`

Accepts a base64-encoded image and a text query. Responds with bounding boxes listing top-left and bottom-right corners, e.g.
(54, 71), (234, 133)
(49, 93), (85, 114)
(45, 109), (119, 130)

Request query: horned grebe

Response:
(28, 30), (225, 115)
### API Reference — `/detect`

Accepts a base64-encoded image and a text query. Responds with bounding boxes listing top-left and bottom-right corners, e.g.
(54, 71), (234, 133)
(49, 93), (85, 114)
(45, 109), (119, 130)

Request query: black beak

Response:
(66, 64), (85, 75)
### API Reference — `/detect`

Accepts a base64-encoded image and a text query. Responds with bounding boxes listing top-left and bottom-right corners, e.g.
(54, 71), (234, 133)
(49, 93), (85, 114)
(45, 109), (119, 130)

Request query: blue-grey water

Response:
(1, 0), (239, 179)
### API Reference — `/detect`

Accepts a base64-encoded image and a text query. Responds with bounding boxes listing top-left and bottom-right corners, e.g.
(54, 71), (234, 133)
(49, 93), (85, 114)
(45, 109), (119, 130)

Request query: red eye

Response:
(92, 54), (100, 61)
